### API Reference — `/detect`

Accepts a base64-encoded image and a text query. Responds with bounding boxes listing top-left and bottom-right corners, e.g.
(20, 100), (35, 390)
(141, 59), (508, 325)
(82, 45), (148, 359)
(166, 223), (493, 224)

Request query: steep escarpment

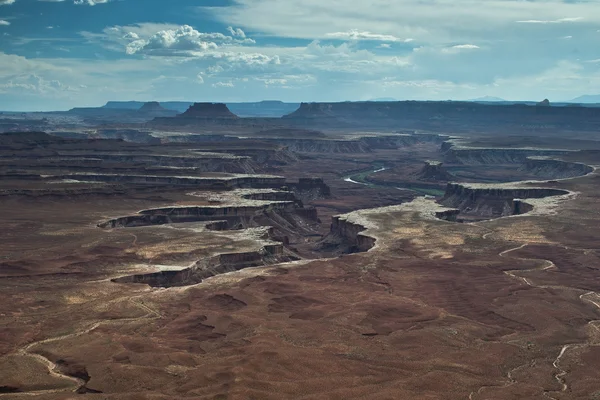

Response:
(281, 101), (600, 132)
(60, 174), (285, 190)
(519, 157), (594, 179)
(444, 146), (572, 165)
(440, 183), (569, 219)
(98, 187), (320, 232)
(318, 216), (376, 255)
(113, 239), (296, 288)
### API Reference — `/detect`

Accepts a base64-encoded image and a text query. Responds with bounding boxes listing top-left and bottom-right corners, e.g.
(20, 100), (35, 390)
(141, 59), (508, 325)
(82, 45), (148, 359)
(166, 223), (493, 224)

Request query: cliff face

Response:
(61, 174), (286, 189)
(99, 202), (299, 229)
(281, 101), (600, 132)
(179, 103), (239, 119)
(112, 245), (296, 288)
(440, 183), (569, 218)
(327, 216), (376, 254)
(444, 147), (571, 165)
(519, 158), (594, 179)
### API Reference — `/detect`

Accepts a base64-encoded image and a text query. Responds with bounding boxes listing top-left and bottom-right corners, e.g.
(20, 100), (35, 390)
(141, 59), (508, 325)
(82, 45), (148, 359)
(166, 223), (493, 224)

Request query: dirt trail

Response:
(0, 295), (162, 397)
(492, 242), (600, 399)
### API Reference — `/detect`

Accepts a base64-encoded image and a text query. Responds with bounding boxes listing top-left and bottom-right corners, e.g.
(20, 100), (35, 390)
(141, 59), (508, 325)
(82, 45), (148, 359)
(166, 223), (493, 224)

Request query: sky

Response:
(0, 0), (600, 111)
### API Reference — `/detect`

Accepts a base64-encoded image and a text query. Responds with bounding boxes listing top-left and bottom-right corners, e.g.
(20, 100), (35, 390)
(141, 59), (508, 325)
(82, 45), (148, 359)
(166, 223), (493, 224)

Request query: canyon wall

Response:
(440, 183), (569, 218)
(329, 216), (376, 253)
(519, 157), (594, 179)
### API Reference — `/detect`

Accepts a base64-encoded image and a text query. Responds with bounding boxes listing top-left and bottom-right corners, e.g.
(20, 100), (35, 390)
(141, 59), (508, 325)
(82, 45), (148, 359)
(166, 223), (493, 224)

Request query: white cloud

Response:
(209, 0), (600, 47)
(227, 26), (246, 38)
(91, 24), (257, 57)
(74, 0), (109, 5)
(377, 43), (391, 49)
(212, 81), (234, 88)
(0, 20), (10, 25)
(125, 25), (219, 55)
(326, 29), (411, 42)
(516, 17), (582, 24)
(196, 74), (204, 84)
(440, 44), (481, 54)
(0, 0), (15, 4)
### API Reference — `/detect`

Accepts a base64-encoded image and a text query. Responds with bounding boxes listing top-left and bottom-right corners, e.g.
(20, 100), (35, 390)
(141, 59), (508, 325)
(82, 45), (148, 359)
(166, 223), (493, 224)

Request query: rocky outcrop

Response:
(138, 102), (168, 113)
(440, 183), (569, 219)
(537, 99), (551, 107)
(519, 157), (593, 179)
(414, 161), (454, 182)
(286, 178), (331, 201)
(435, 209), (460, 221)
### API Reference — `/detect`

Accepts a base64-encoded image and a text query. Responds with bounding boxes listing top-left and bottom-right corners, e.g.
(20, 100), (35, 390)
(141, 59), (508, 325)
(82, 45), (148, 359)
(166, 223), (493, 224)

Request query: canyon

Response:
(1, 100), (600, 399)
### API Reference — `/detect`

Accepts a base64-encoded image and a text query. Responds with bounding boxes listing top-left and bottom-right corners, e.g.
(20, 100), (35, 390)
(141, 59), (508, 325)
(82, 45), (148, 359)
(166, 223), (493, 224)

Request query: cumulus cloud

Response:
(326, 29), (411, 42)
(115, 24), (256, 56)
(0, 0), (15, 4)
(126, 25), (219, 56)
(0, 19), (10, 25)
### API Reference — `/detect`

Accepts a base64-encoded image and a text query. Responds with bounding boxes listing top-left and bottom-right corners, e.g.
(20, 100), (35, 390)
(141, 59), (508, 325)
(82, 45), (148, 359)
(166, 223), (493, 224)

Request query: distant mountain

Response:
(103, 100), (300, 117)
(469, 96), (507, 102)
(368, 97), (398, 102)
(569, 95), (600, 104)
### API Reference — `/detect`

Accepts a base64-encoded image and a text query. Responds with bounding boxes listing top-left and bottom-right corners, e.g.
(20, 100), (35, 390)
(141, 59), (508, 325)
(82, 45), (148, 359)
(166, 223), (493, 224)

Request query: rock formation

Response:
(414, 161), (454, 182)
(536, 99), (551, 107)
(137, 101), (169, 113)
(179, 103), (239, 119)
(444, 146), (571, 165)
(519, 157), (593, 179)
(327, 216), (376, 254)
(283, 103), (336, 119)
(440, 182), (569, 219)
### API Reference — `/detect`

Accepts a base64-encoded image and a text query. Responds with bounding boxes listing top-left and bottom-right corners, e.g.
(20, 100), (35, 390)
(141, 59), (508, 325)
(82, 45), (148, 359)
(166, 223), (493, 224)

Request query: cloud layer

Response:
(1, 0), (600, 110)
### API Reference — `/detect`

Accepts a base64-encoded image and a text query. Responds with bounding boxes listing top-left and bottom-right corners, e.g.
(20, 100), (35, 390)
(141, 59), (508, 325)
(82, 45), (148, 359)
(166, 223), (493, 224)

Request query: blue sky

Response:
(0, 0), (599, 110)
